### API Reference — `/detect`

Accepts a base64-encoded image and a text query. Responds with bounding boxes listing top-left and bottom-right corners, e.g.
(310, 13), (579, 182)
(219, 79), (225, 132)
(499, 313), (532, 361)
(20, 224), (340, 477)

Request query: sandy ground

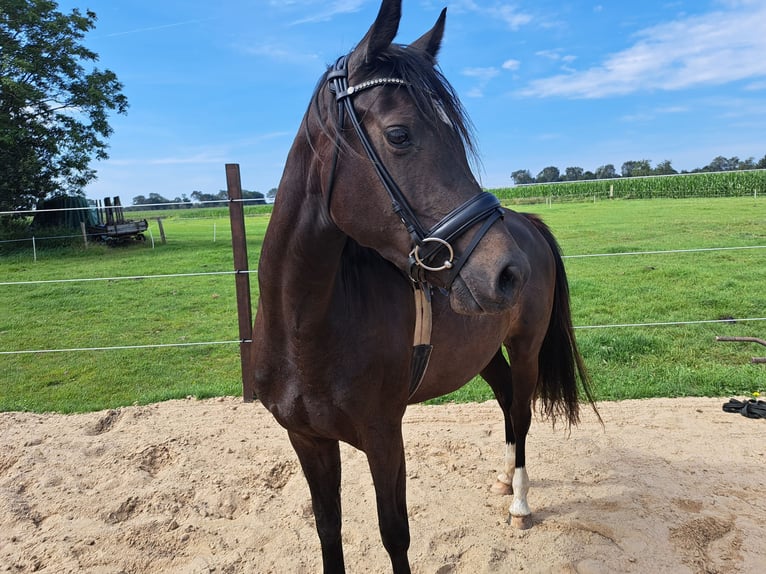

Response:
(1, 396), (764, 573)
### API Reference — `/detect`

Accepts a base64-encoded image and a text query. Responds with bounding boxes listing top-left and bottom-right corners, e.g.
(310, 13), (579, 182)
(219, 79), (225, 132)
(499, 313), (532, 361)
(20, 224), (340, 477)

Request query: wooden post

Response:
(148, 217), (167, 244)
(104, 196), (114, 225)
(80, 221), (88, 248)
(155, 217), (167, 244)
(226, 163), (256, 402)
(716, 336), (766, 364)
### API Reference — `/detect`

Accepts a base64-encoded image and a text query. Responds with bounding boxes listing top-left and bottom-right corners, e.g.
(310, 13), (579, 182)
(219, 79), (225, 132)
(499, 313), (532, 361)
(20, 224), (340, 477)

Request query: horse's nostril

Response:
(498, 265), (517, 298)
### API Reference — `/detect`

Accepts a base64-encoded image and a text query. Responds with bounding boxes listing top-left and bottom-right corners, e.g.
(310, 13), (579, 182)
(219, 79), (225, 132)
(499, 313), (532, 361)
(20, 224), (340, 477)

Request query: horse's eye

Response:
(386, 126), (410, 148)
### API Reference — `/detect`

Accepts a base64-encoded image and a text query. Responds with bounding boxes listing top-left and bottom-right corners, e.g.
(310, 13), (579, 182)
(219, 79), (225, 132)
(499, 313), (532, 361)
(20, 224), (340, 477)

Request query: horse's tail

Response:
(523, 213), (601, 428)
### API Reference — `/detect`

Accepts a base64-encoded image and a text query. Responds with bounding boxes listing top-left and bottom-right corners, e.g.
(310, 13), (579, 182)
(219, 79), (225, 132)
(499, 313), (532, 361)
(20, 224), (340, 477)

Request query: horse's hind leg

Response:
(506, 346), (538, 529)
(482, 347), (537, 529)
(363, 425), (411, 574)
(288, 431), (345, 573)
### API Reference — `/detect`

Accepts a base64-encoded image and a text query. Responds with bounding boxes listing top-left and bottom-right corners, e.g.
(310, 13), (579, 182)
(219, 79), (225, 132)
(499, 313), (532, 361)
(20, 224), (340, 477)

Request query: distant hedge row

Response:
(489, 169), (766, 201)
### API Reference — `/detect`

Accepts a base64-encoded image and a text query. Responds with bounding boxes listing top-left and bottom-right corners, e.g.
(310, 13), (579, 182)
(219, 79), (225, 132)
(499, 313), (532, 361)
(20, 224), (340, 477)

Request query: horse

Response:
(251, 1), (598, 572)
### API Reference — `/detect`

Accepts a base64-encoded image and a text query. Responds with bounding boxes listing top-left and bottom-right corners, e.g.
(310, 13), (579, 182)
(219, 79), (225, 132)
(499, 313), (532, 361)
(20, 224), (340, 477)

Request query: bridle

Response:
(325, 55), (504, 288)
(325, 54), (505, 396)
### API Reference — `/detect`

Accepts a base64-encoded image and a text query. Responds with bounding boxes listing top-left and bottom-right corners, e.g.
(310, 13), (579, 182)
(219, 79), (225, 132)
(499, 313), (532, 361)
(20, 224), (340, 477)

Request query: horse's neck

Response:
(258, 158), (347, 327)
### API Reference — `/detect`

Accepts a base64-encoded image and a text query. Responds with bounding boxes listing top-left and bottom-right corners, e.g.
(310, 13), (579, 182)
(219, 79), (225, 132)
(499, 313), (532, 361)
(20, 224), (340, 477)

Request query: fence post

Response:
(226, 163), (256, 402)
(80, 222), (88, 248)
(149, 217), (167, 244)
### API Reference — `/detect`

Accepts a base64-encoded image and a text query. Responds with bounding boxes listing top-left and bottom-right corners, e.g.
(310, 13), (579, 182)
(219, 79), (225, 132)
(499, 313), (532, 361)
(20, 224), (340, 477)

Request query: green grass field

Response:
(1, 197), (764, 412)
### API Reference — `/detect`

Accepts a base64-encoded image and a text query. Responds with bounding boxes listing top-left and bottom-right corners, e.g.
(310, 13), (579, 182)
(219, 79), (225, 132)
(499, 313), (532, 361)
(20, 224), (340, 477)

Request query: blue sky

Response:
(57, 0), (766, 203)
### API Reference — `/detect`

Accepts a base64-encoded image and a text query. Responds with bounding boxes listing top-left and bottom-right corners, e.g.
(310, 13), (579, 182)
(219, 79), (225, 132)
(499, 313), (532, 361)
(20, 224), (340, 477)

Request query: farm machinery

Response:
(88, 196), (148, 243)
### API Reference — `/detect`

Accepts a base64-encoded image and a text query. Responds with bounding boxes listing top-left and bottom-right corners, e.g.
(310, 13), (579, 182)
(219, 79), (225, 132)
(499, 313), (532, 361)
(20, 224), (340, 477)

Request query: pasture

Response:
(1, 196), (764, 413)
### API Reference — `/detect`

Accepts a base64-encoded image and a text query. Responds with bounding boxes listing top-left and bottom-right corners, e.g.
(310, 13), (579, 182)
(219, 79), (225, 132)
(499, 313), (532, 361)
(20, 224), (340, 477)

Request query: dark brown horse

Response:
(252, 1), (598, 572)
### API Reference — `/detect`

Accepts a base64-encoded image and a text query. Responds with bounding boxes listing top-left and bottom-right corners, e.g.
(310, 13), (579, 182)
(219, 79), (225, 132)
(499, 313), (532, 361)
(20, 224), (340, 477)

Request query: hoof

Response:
(490, 480), (513, 495)
(510, 514), (533, 530)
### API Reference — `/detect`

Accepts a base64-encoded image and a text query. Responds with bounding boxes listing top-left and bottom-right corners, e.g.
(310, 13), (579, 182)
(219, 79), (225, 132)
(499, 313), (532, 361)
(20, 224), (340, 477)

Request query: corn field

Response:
(490, 169), (766, 203)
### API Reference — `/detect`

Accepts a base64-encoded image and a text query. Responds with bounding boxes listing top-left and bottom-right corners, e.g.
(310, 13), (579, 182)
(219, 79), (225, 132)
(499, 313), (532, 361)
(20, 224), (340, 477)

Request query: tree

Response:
(737, 157), (755, 170)
(563, 166), (584, 181)
(536, 166), (560, 183)
(653, 160), (677, 176)
(0, 0), (128, 212)
(704, 156), (741, 172)
(621, 160), (652, 177)
(190, 189), (264, 207)
(133, 193), (172, 209)
(241, 190), (265, 205)
(511, 169), (534, 185)
(595, 164), (618, 179)
(132, 193), (192, 209)
(190, 190), (222, 206)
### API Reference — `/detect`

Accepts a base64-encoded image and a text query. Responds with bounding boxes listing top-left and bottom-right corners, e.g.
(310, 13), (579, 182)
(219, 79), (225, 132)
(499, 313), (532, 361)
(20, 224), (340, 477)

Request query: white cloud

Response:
(288, 0), (367, 25)
(247, 44), (320, 65)
(519, 4), (766, 98)
(489, 4), (533, 30)
(655, 105), (689, 114)
(744, 80), (766, 91)
(462, 66), (500, 97)
(463, 67), (500, 80)
(502, 59), (520, 71)
(535, 49), (576, 64)
(449, 1), (533, 30)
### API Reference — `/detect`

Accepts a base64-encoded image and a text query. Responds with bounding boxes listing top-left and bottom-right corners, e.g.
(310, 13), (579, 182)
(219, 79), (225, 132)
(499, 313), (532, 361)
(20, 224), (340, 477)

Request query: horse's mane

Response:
(306, 43), (478, 167)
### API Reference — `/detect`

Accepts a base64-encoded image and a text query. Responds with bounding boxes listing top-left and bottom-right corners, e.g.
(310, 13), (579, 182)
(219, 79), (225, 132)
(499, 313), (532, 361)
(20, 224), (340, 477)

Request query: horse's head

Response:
(307, 0), (529, 314)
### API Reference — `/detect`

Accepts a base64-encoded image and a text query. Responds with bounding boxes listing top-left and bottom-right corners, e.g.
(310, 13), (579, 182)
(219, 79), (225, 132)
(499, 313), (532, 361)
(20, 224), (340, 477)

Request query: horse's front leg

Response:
(481, 350), (516, 497)
(288, 431), (345, 573)
(363, 424), (411, 574)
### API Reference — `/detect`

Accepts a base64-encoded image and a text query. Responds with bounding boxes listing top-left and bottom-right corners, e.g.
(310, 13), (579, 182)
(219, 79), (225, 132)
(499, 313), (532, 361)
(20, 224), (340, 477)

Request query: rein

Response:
(325, 55), (504, 397)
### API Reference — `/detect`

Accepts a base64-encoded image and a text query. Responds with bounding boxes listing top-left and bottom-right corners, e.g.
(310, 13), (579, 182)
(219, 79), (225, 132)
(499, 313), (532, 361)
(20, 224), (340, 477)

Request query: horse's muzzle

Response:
(449, 260), (526, 315)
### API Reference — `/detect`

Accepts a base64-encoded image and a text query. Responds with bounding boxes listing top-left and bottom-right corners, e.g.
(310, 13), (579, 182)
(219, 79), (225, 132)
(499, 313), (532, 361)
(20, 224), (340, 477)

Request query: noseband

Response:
(326, 55), (503, 288)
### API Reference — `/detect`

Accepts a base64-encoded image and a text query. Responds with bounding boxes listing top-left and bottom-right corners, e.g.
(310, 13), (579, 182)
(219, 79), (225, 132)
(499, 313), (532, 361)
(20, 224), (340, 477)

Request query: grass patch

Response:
(2, 198), (765, 413)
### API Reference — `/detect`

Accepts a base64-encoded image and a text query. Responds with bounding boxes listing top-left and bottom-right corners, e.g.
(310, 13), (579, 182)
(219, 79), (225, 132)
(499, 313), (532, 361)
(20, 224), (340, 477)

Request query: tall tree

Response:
(737, 157), (756, 170)
(0, 0), (128, 211)
(536, 166), (560, 183)
(511, 169), (534, 185)
(653, 160), (677, 175)
(563, 166), (584, 181)
(621, 160), (652, 177)
(704, 156), (740, 172)
(595, 164), (618, 179)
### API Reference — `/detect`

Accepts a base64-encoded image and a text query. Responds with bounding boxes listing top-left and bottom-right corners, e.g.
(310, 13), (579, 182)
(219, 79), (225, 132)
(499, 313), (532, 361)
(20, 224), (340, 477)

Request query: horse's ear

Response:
(411, 8), (447, 61)
(352, 0), (401, 66)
